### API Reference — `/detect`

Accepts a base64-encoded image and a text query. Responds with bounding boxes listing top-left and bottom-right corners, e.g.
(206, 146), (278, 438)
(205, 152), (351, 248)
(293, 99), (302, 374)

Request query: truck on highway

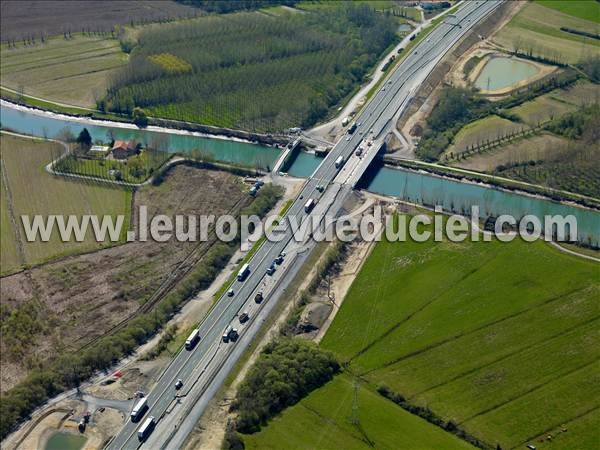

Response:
(335, 155), (345, 169)
(185, 328), (200, 350)
(237, 263), (250, 281)
(222, 326), (239, 343)
(130, 398), (148, 422)
(304, 198), (316, 213)
(348, 122), (357, 134)
(137, 416), (155, 441)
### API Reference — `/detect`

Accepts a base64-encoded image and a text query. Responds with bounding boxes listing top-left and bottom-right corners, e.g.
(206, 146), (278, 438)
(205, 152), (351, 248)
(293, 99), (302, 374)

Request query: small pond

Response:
(45, 431), (87, 450)
(475, 56), (539, 92)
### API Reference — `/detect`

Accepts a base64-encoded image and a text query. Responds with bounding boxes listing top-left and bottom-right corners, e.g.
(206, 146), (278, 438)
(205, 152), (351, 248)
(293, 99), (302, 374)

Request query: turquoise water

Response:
(2, 103), (598, 244)
(287, 151), (322, 178)
(475, 57), (539, 91)
(45, 431), (87, 450)
(367, 167), (600, 246)
(0, 104), (280, 169)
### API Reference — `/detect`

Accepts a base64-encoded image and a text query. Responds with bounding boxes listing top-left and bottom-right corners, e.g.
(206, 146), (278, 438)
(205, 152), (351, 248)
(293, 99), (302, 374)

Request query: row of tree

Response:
(103, 4), (397, 132)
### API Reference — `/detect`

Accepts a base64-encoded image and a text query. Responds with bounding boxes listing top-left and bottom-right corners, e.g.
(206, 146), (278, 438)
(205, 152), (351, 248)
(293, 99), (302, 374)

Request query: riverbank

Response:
(0, 97), (289, 147)
(382, 156), (600, 212)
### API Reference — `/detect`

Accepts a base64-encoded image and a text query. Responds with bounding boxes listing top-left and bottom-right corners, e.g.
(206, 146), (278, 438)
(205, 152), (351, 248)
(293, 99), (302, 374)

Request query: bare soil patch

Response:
(0, 165), (244, 392)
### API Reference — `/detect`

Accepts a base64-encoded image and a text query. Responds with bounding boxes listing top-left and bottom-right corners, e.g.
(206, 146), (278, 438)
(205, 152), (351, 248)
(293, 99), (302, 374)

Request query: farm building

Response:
(111, 140), (139, 159)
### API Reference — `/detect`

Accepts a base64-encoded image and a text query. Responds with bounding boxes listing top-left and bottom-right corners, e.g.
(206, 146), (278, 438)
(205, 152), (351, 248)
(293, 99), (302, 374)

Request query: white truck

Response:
(237, 263), (250, 281)
(185, 328), (200, 350)
(137, 416), (155, 441)
(335, 155), (345, 169)
(130, 398), (148, 422)
(304, 198), (316, 213)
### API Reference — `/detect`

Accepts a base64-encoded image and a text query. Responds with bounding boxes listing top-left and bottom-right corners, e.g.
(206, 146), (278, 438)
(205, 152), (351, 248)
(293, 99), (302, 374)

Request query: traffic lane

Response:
(117, 178), (329, 448)
(110, 2), (502, 447)
(156, 185), (353, 449)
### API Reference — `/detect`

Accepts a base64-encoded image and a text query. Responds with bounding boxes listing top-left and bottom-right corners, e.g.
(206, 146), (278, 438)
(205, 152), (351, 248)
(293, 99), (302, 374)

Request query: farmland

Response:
(535, 0), (600, 23)
(0, 163), (246, 392)
(492, 2), (600, 64)
(317, 217), (600, 449)
(0, 0), (197, 42)
(1, 35), (128, 108)
(445, 115), (522, 158)
(441, 80), (600, 198)
(0, 133), (131, 273)
(242, 374), (474, 450)
(104, 4), (399, 132)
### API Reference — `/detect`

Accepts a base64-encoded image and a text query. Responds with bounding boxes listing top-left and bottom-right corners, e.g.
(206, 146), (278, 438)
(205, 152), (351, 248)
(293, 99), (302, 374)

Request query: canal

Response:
(1, 102), (598, 245)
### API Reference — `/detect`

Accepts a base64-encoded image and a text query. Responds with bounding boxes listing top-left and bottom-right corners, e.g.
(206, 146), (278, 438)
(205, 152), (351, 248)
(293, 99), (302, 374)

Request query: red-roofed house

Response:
(111, 140), (139, 159)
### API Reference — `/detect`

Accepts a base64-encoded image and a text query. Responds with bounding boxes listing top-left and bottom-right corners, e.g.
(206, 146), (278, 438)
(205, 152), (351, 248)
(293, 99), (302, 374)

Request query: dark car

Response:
(239, 312), (249, 323)
(255, 292), (264, 303)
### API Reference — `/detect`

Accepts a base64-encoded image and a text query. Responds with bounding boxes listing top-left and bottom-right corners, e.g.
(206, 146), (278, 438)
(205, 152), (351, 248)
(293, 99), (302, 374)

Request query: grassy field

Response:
(105, 5), (398, 132)
(318, 218), (599, 449)
(445, 115), (522, 157)
(449, 81), (600, 197)
(0, 164), (20, 274)
(507, 94), (577, 126)
(535, 0), (600, 23)
(492, 2), (600, 64)
(0, 0), (196, 41)
(243, 373), (474, 450)
(450, 133), (569, 172)
(1, 35), (127, 107)
(0, 133), (131, 272)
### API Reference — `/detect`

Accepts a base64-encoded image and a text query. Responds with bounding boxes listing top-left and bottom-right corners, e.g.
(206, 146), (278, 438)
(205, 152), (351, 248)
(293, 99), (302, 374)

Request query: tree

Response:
(132, 107), (149, 128)
(76, 128), (92, 150)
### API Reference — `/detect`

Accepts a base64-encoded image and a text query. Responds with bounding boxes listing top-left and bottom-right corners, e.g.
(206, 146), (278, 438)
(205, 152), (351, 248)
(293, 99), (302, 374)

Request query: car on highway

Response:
(275, 254), (284, 265)
(255, 291), (264, 303)
(346, 136), (351, 141)
(266, 263), (276, 276)
(239, 312), (249, 323)
(175, 379), (183, 390)
(227, 288), (234, 297)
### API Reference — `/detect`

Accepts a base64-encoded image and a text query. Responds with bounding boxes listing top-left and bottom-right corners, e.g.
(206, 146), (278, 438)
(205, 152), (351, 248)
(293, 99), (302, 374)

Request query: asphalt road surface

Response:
(106, 2), (502, 448)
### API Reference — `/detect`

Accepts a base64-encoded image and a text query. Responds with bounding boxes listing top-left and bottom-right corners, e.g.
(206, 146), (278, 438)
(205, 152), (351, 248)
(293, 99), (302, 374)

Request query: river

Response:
(1, 102), (598, 245)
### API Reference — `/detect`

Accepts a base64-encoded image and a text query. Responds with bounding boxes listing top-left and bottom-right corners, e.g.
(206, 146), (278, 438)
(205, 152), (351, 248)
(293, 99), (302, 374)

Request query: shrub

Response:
(233, 340), (340, 433)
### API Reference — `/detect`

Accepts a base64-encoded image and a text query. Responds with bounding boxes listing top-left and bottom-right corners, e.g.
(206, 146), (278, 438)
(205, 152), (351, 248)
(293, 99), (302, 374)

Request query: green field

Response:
(0, 163), (20, 274)
(104, 5), (398, 132)
(318, 219), (599, 449)
(508, 94), (577, 126)
(1, 35), (127, 108)
(493, 2), (600, 64)
(535, 0), (600, 23)
(0, 133), (131, 272)
(243, 373), (474, 450)
(446, 115), (522, 157)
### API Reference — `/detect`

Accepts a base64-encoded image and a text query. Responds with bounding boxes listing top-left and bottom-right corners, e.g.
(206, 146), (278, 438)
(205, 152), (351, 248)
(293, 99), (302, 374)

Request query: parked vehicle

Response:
(137, 416), (156, 441)
(130, 398), (148, 422)
(184, 329), (200, 350)
(237, 263), (250, 281)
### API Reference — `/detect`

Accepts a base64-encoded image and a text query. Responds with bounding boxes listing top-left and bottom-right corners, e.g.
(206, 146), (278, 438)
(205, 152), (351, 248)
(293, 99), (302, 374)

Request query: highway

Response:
(106, 2), (502, 448)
